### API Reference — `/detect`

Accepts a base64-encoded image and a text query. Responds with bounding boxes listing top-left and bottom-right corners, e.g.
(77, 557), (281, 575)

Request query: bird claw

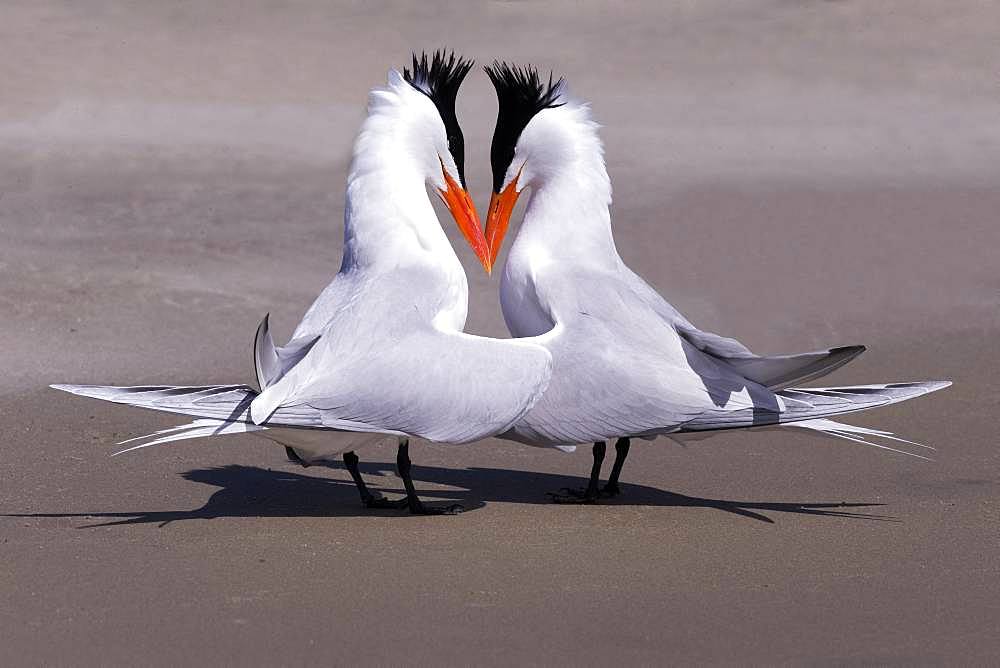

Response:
(361, 493), (461, 514)
(408, 502), (464, 516)
(362, 494), (409, 510)
(547, 488), (599, 504)
(285, 446), (310, 467)
(547, 484), (621, 504)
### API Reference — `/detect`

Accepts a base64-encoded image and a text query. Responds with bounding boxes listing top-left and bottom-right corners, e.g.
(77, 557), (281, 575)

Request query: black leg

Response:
(285, 446), (309, 467)
(343, 450), (407, 509)
(586, 440), (607, 497)
(550, 441), (607, 504)
(602, 437), (631, 497)
(395, 439), (463, 515)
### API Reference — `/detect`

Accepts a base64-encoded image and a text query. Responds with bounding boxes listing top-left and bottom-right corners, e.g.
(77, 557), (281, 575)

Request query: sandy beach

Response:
(2, 2), (998, 664)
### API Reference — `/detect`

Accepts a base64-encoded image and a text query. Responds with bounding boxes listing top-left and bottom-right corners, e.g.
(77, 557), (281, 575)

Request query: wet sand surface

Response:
(2, 2), (998, 664)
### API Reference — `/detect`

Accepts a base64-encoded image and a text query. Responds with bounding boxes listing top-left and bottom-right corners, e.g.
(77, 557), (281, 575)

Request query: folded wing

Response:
(250, 325), (553, 444)
(680, 381), (951, 432)
(624, 268), (865, 389)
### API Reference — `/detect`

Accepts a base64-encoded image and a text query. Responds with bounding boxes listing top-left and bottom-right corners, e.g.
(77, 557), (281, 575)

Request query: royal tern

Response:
(482, 62), (950, 502)
(53, 52), (553, 514)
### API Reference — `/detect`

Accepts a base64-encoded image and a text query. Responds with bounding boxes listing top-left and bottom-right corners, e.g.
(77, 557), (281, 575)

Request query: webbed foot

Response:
(547, 487), (600, 504)
(407, 501), (464, 515)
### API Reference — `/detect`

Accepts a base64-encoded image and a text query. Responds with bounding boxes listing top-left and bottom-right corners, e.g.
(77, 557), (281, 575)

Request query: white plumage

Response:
(54, 67), (553, 472)
(482, 74), (949, 479)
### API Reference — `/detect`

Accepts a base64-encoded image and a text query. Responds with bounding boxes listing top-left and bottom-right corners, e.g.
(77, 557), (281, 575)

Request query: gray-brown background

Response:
(2, 2), (998, 664)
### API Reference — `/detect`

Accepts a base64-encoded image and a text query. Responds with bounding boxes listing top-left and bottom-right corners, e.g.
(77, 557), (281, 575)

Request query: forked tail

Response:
(50, 384), (259, 423)
(49, 384), (269, 453)
(679, 380), (952, 459)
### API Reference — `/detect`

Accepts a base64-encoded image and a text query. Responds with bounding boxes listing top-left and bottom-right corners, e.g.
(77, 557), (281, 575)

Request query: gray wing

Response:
(250, 261), (554, 443)
(50, 383), (331, 428)
(500, 265), (946, 446)
(254, 314), (319, 391)
(55, 261), (553, 444)
(500, 326), (715, 445)
(251, 324), (553, 444)
(505, 269), (778, 445)
(621, 268), (865, 389)
(679, 381), (951, 432)
(254, 272), (359, 390)
(53, 330), (554, 442)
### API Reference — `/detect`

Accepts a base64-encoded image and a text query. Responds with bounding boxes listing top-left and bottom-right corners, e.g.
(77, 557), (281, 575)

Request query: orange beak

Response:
(438, 162), (491, 274)
(485, 171), (521, 268)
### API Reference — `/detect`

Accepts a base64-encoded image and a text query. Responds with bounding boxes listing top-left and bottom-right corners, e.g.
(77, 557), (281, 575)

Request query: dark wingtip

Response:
(831, 344), (867, 355)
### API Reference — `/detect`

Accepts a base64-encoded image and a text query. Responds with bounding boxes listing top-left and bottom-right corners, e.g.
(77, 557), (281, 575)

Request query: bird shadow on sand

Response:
(4, 461), (894, 527)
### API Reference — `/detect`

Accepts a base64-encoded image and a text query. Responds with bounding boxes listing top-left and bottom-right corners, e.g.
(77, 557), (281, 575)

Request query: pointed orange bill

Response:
(485, 172), (521, 267)
(438, 162), (491, 274)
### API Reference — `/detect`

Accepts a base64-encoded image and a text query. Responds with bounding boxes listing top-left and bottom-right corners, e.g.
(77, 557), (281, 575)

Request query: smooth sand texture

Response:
(2, 2), (998, 664)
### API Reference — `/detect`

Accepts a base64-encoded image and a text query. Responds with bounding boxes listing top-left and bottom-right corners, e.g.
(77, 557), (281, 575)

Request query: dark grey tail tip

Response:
(831, 345), (866, 355)
(918, 380), (953, 394)
(886, 380), (953, 391)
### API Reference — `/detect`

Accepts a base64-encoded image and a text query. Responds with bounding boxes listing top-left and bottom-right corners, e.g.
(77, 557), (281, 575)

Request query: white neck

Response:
(339, 80), (460, 275)
(509, 104), (620, 272)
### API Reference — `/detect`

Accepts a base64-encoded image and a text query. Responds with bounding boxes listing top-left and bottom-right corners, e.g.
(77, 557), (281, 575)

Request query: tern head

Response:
(399, 50), (491, 273)
(483, 62), (568, 266)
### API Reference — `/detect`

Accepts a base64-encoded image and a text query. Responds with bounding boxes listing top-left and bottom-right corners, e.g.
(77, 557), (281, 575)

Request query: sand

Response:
(2, 2), (998, 664)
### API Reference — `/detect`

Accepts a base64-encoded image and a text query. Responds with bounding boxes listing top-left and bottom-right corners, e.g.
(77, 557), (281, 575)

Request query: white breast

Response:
(431, 257), (469, 332)
(500, 241), (555, 338)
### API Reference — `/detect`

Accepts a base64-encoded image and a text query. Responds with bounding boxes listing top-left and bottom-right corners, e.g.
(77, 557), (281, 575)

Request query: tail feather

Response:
(786, 418), (935, 460)
(49, 383), (325, 428)
(777, 381), (951, 421)
(677, 380), (950, 459)
(51, 383), (258, 422)
(113, 418), (265, 455)
(682, 380), (951, 431)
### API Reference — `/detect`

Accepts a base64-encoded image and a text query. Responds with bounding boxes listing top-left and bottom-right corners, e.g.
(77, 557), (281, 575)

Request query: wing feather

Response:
(250, 325), (553, 444)
(622, 269), (864, 388)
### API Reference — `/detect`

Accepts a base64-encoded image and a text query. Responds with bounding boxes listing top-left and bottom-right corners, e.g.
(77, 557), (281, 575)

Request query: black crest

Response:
(484, 62), (565, 192)
(403, 50), (474, 187)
